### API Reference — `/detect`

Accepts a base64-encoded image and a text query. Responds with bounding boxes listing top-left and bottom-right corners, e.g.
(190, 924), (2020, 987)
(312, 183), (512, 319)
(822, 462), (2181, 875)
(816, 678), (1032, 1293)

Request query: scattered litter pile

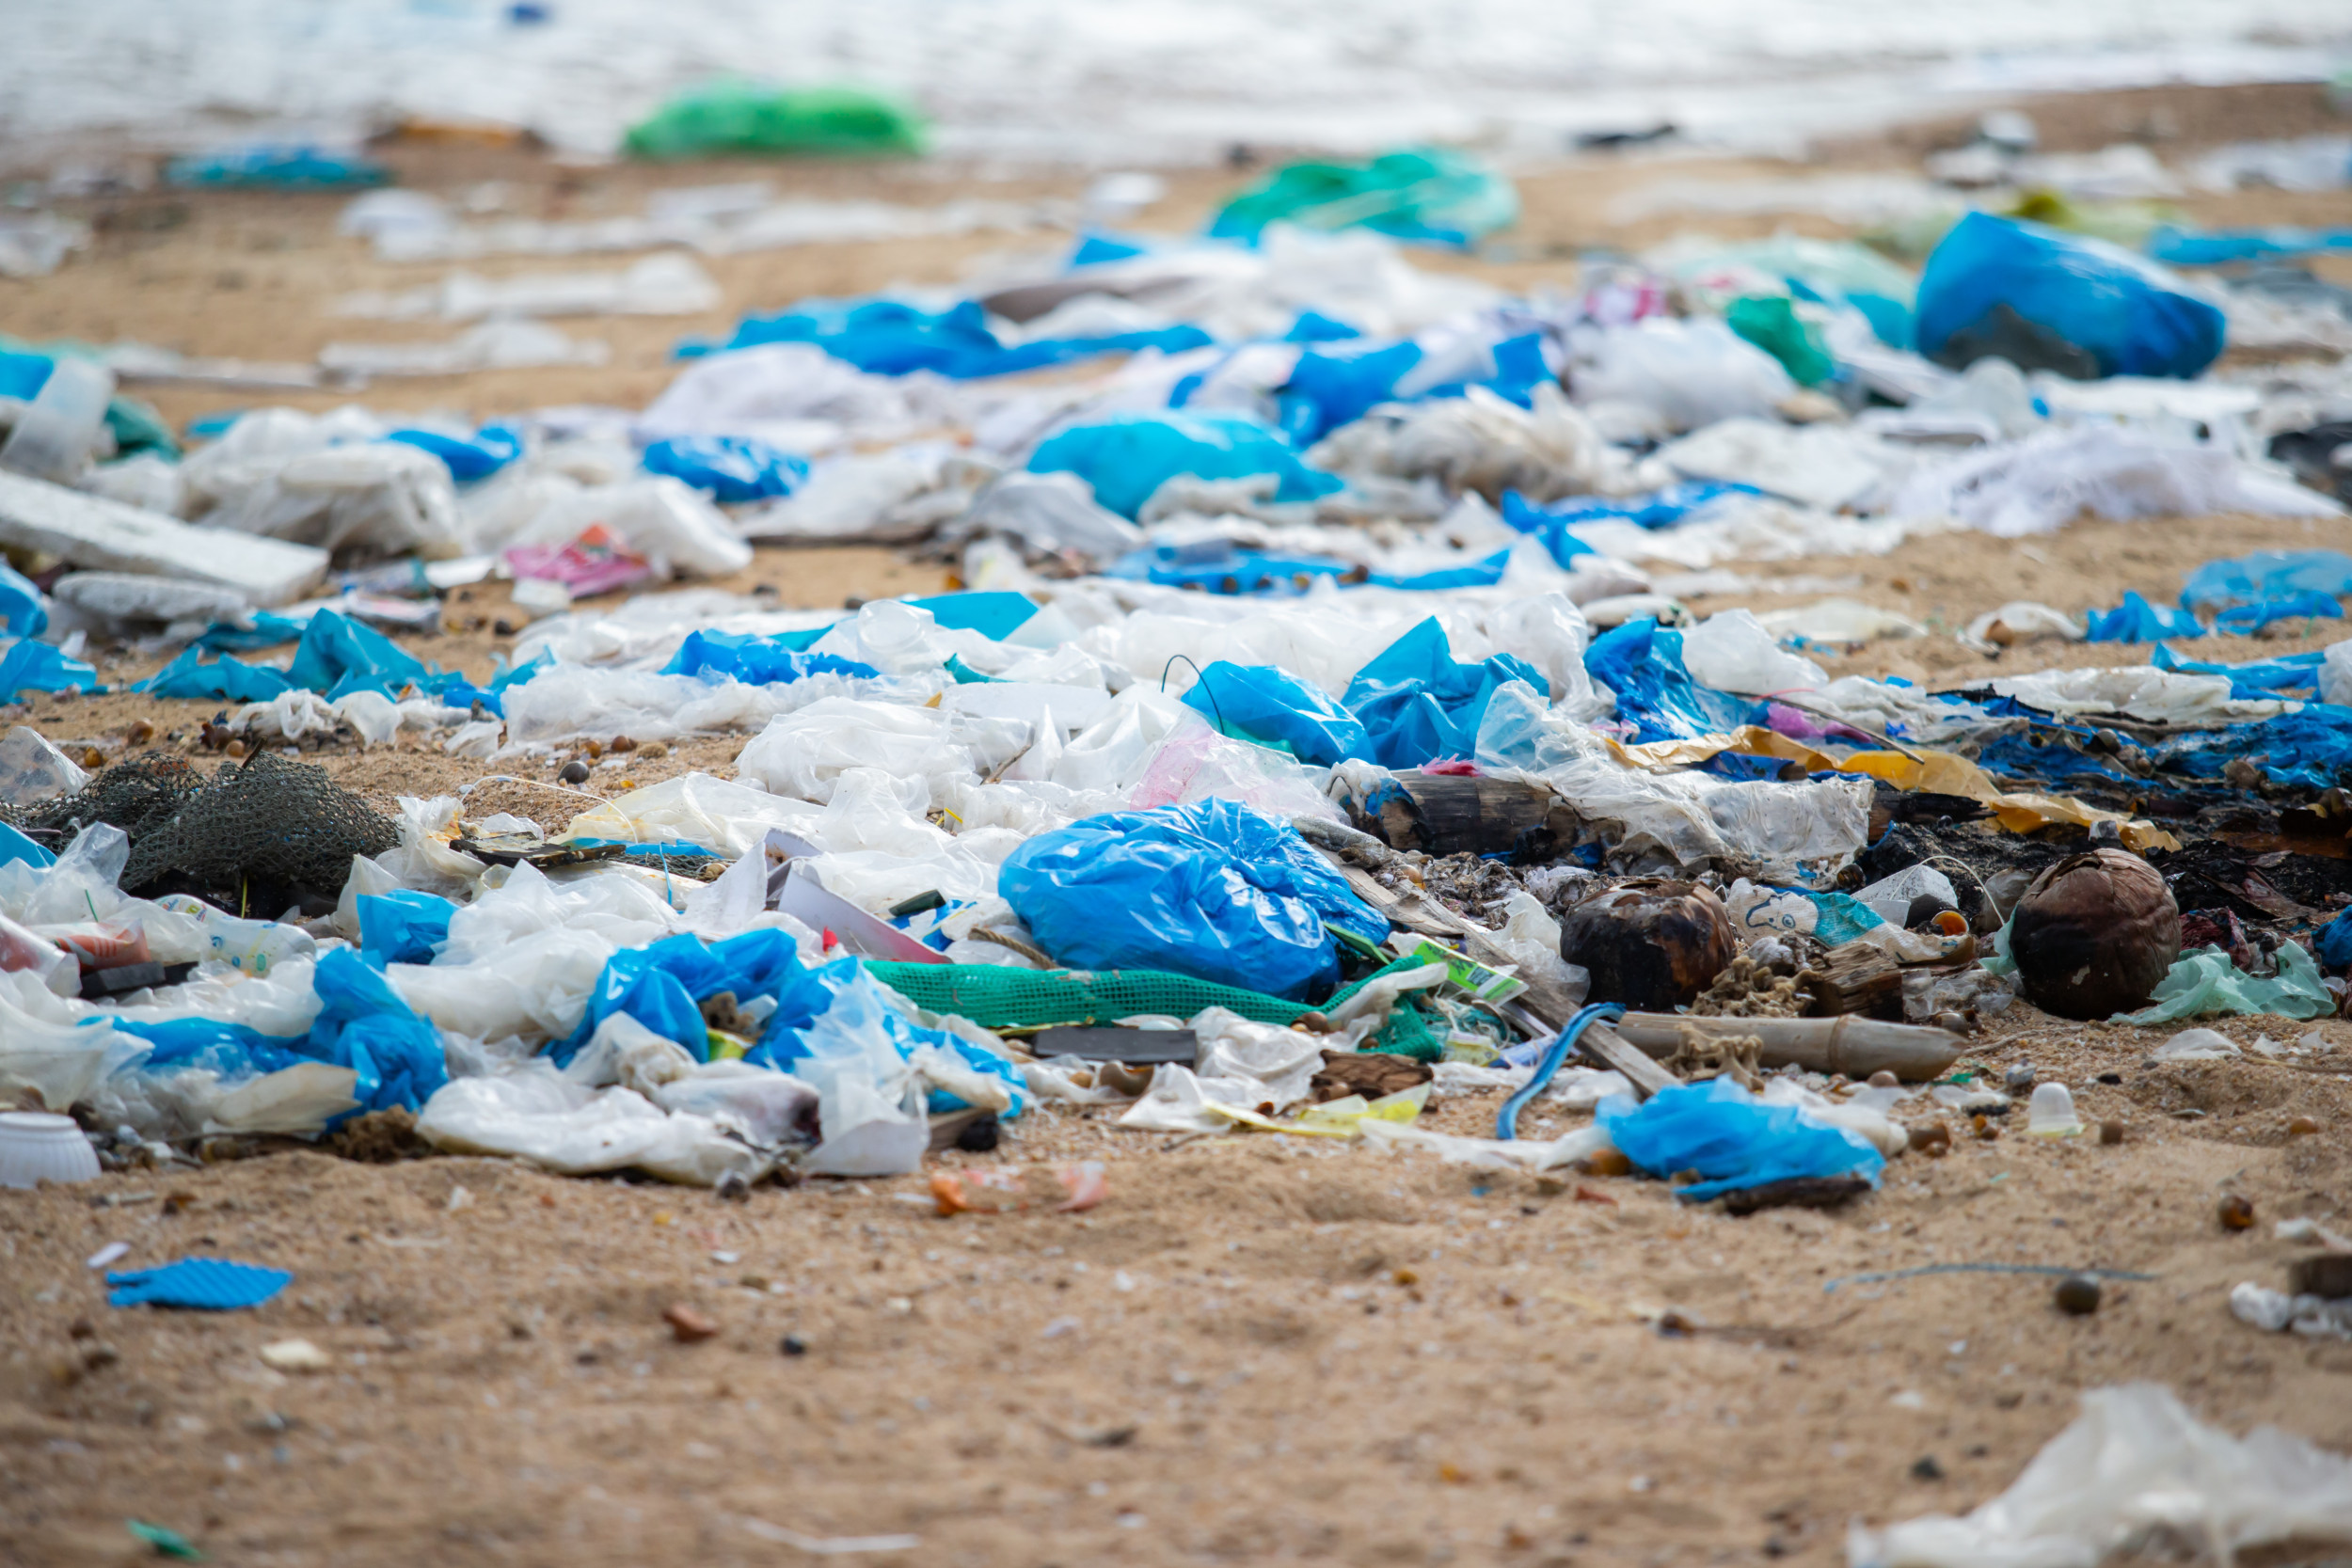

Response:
(3, 135), (2352, 1446)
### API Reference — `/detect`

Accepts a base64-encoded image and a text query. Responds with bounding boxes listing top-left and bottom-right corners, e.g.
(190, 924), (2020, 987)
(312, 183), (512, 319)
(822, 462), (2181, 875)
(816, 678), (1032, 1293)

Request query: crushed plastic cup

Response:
(930, 1162), (1107, 1216)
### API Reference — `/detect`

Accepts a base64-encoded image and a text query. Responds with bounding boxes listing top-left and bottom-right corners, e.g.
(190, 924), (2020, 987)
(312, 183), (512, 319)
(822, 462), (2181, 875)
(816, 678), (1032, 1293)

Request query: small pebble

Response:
(2287, 1116), (2320, 1137)
(1908, 1122), (1952, 1157)
(1867, 1070), (1899, 1088)
(636, 740), (669, 760)
(2097, 1119), (2124, 1146)
(558, 760), (591, 784)
(2004, 1064), (2037, 1094)
(2054, 1275), (2102, 1316)
(1910, 1455), (1945, 1481)
(779, 1334), (808, 1357)
(2217, 1195), (2256, 1231)
(663, 1305), (720, 1343)
(610, 735), (637, 753)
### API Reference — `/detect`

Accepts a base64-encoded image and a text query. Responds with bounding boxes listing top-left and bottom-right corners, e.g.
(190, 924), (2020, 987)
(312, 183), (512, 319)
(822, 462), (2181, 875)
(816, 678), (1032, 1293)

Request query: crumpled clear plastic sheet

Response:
(2118, 942), (2335, 1024)
(416, 1062), (779, 1186)
(1309, 383), (1664, 503)
(1887, 422), (2340, 539)
(503, 665), (894, 747)
(1847, 1382), (2352, 1568)
(0, 967), (139, 1111)
(179, 409), (466, 559)
(564, 772), (825, 858)
(1476, 681), (1870, 881)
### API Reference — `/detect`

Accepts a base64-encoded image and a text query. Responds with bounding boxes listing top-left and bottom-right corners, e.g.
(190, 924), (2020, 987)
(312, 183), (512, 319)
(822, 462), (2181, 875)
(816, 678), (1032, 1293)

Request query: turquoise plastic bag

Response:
(2117, 942), (2334, 1024)
(1026, 411), (1340, 520)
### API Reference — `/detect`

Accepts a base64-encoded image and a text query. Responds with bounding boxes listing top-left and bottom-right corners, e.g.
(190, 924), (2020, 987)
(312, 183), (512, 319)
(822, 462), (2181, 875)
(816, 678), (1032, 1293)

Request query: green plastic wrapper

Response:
(624, 80), (928, 158)
(1208, 147), (1517, 248)
(1725, 295), (1836, 386)
(2116, 942), (2334, 1024)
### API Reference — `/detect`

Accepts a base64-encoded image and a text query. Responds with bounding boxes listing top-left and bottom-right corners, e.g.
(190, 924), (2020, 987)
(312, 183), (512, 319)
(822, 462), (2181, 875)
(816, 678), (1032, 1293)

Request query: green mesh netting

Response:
(866, 956), (1444, 1047)
(1369, 1001), (1443, 1062)
(869, 961), (1304, 1028)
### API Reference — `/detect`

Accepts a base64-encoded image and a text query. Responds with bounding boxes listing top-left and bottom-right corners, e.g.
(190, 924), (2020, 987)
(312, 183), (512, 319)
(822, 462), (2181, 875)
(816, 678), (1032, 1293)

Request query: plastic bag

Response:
(1027, 411), (1340, 520)
(1678, 609), (1828, 697)
(416, 1063), (776, 1187)
(1597, 1077), (1885, 1200)
(1567, 317), (1794, 437)
(0, 723), (86, 807)
(997, 799), (1386, 1000)
(1915, 213), (2226, 379)
(1179, 659), (1369, 766)
(1342, 615), (1546, 768)
(2118, 942), (2335, 1024)
(1848, 1383), (2352, 1568)
(2084, 590), (2204, 642)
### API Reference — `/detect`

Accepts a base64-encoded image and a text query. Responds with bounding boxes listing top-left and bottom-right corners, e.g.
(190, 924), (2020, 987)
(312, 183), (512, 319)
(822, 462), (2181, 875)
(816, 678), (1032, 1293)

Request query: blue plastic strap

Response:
(1495, 1003), (1625, 1141)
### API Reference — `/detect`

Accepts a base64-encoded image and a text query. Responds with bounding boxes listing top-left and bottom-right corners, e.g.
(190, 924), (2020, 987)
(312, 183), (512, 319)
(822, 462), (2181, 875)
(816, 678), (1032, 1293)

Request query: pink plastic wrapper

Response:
(51, 920), (151, 971)
(1129, 714), (1343, 823)
(504, 522), (652, 596)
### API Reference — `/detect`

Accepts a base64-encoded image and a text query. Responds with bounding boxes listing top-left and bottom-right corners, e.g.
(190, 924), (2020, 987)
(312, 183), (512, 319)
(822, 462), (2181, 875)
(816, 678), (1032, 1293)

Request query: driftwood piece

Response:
(1368, 771), (1578, 859)
(1796, 943), (1904, 1021)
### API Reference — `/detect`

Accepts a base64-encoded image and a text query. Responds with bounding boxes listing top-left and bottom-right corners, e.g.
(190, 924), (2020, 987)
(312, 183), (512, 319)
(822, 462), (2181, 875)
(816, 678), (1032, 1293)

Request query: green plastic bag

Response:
(1725, 295), (1836, 386)
(2116, 942), (2334, 1024)
(624, 80), (928, 158)
(1208, 147), (1517, 249)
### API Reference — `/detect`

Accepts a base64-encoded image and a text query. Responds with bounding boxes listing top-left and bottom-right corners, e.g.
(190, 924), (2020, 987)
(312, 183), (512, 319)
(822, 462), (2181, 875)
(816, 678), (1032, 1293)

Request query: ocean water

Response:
(2, 0), (2345, 165)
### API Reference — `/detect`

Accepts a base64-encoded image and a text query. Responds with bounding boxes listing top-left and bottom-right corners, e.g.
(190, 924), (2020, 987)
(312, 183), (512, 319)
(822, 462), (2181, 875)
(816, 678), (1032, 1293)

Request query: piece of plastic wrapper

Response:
(0, 723), (87, 807)
(1678, 609), (1828, 697)
(1597, 1077), (1885, 1200)
(2117, 942), (2335, 1024)
(2229, 1280), (2352, 1340)
(1309, 383), (1658, 504)
(1847, 1382), (2352, 1568)
(999, 798), (1385, 1000)
(0, 969), (140, 1110)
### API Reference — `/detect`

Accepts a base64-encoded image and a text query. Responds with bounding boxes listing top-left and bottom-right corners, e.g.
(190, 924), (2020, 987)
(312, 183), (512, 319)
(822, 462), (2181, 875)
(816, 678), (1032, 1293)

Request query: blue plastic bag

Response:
(642, 435), (808, 503)
(2322, 914), (2352, 971)
(284, 608), (437, 701)
(1915, 214), (2226, 380)
(1342, 617), (1547, 768)
(997, 800), (1388, 1001)
(383, 425), (522, 483)
(2180, 549), (2352, 611)
(1368, 548), (1512, 593)
(661, 628), (877, 685)
(1027, 411), (1342, 520)
(2214, 591), (2344, 636)
(1180, 660), (1371, 766)
(703, 295), (1210, 380)
(357, 891), (454, 966)
(1279, 340), (1422, 443)
(304, 948), (449, 1115)
(748, 956), (1025, 1117)
(2084, 590), (2203, 643)
(0, 561), (47, 639)
(1582, 618), (1758, 744)
(1597, 1078), (1885, 1200)
(135, 645), (294, 704)
(0, 637), (98, 700)
(2151, 643), (2323, 698)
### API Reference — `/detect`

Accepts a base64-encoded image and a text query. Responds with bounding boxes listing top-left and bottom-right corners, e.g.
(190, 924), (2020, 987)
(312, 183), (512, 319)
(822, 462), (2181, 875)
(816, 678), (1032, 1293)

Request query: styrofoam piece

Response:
(0, 470), (327, 606)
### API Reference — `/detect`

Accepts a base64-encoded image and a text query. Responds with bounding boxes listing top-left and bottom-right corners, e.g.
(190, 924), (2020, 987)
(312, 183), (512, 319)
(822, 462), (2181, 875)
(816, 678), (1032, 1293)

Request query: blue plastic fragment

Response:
(642, 435), (808, 502)
(0, 637), (99, 700)
(1597, 1078), (1885, 1201)
(107, 1258), (293, 1311)
(1179, 659), (1371, 766)
(1343, 616), (1547, 768)
(2180, 549), (2352, 611)
(1027, 411), (1341, 520)
(383, 425), (522, 483)
(2083, 590), (2204, 643)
